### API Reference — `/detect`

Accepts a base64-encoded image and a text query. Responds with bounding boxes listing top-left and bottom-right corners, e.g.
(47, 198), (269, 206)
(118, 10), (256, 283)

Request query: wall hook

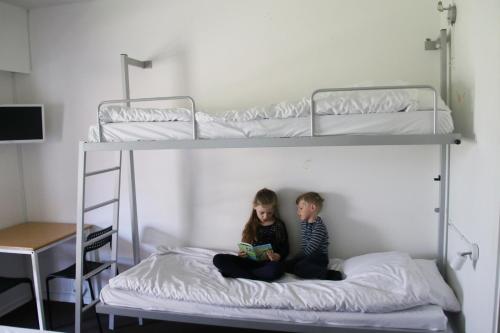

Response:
(437, 1), (457, 25)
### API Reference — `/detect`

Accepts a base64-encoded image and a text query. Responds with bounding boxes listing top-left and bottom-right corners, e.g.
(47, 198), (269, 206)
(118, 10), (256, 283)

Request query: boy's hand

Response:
(238, 251), (247, 257)
(267, 252), (280, 262)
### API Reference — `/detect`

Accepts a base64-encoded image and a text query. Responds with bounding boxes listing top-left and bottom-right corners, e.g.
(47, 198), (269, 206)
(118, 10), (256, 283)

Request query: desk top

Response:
(0, 222), (90, 252)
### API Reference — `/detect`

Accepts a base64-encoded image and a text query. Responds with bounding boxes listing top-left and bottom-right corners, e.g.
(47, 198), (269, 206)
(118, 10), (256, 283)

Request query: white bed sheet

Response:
(100, 285), (448, 331)
(88, 110), (454, 142)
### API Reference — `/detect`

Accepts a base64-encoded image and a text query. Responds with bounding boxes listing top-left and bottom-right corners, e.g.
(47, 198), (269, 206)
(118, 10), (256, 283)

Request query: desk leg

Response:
(31, 251), (46, 330)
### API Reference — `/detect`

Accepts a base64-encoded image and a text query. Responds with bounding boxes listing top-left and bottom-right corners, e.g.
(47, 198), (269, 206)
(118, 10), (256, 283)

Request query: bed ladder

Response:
(75, 147), (123, 333)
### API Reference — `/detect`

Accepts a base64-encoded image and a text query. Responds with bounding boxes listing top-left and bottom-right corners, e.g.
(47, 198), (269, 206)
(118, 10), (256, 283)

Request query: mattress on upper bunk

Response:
(88, 110), (454, 142)
(100, 247), (459, 331)
(87, 89), (455, 142)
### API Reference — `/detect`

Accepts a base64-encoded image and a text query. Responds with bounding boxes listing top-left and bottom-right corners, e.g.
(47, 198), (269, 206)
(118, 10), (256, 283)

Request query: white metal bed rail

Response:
(97, 96), (196, 142)
(311, 85), (439, 135)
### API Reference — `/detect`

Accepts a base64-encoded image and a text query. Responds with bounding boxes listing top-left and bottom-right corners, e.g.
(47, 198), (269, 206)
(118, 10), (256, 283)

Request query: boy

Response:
(285, 192), (342, 280)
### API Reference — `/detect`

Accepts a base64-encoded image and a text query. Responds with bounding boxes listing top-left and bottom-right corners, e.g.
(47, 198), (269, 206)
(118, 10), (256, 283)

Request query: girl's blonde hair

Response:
(242, 188), (279, 243)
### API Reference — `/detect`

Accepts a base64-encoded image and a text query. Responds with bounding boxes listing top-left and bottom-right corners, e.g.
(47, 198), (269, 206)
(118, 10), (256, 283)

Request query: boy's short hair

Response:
(296, 192), (324, 211)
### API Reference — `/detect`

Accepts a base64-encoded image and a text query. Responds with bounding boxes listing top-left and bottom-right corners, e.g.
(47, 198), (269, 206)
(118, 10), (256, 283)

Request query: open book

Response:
(238, 242), (273, 261)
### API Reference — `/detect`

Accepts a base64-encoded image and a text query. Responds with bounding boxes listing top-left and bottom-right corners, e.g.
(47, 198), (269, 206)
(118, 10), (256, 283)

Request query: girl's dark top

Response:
(252, 219), (289, 261)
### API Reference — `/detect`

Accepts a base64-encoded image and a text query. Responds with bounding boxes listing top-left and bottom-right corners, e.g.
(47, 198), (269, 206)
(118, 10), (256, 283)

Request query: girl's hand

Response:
(238, 251), (248, 257)
(267, 252), (280, 262)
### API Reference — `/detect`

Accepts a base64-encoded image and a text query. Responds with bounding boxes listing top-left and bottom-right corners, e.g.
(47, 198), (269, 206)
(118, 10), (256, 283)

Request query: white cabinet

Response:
(0, 1), (30, 73)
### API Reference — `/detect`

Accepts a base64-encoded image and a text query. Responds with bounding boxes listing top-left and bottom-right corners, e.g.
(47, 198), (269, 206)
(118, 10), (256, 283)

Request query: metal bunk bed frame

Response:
(74, 48), (460, 332)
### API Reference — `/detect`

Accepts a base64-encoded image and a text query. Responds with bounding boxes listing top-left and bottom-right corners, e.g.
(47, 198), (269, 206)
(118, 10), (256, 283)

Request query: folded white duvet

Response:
(108, 247), (460, 313)
(197, 90), (417, 123)
(98, 89), (437, 124)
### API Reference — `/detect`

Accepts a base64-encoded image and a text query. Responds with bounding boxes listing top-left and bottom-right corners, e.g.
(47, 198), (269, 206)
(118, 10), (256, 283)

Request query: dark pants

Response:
(213, 253), (285, 282)
(285, 252), (329, 279)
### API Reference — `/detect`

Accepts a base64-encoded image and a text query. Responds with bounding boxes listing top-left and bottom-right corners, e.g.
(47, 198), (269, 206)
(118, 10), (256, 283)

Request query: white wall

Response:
(0, 71), (25, 227)
(0, 71), (32, 315)
(444, 0), (500, 332)
(16, 0), (445, 299)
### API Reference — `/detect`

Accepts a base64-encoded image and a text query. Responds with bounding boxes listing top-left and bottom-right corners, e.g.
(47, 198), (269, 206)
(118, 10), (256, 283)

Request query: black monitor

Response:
(0, 105), (44, 143)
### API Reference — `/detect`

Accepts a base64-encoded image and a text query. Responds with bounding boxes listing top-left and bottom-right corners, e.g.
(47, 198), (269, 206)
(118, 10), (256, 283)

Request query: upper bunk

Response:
(82, 85), (461, 152)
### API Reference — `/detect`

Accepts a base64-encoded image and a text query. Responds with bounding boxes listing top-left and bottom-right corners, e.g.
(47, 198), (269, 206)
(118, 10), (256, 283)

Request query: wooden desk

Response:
(0, 222), (91, 331)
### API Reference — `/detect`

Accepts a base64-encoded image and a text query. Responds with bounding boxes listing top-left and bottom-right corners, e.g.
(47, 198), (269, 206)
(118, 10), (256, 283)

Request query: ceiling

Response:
(1, 0), (91, 9)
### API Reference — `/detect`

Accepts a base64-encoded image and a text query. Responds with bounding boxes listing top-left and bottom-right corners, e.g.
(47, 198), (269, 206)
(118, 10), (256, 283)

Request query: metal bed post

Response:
(119, 54), (152, 329)
(439, 29), (448, 104)
(437, 144), (451, 277)
(75, 142), (87, 333)
(110, 151), (123, 275)
(120, 54), (151, 267)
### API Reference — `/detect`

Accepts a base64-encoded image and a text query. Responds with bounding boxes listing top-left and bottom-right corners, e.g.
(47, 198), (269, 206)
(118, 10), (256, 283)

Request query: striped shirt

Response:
(301, 216), (329, 256)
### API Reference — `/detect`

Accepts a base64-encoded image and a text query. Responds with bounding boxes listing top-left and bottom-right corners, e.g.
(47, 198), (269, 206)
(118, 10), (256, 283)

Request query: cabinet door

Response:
(0, 2), (30, 73)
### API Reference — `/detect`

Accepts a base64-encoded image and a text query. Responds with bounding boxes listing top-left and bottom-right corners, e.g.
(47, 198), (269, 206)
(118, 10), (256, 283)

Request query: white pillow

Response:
(415, 259), (461, 312)
(343, 251), (411, 276)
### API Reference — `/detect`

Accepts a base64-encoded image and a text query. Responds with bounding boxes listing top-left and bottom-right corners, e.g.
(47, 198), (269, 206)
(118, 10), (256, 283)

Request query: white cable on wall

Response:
(448, 222), (474, 246)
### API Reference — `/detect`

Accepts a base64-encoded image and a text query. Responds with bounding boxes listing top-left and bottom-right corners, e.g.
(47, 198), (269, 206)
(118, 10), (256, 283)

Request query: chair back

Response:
(84, 226), (112, 259)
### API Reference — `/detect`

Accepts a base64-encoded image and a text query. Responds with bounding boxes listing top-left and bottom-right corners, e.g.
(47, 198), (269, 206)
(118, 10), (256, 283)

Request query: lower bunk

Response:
(97, 247), (460, 333)
(96, 301), (453, 333)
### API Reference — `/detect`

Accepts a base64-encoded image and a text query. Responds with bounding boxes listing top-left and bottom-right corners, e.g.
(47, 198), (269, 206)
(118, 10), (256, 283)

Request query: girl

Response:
(213, 188), (289, 282)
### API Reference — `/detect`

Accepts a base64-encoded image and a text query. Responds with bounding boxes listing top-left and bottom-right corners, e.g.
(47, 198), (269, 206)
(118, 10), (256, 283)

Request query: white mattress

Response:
(88, 110), (454, 142)
(100, 285), (447, 331)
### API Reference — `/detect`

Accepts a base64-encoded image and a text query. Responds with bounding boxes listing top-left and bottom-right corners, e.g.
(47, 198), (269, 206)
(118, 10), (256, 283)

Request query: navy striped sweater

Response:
(301, 216), (329, 256)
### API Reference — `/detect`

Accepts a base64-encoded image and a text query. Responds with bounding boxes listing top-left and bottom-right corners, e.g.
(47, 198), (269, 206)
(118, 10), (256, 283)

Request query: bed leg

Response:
(138, 317), (143, 326)
(108, 314), (115, 330)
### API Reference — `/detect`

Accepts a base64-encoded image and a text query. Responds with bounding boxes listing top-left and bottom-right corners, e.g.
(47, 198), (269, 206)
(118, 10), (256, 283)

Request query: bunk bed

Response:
(74, 50), (461, 333)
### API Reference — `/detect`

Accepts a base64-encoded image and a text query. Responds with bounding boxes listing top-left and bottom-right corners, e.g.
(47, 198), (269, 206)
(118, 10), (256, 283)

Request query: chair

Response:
(0, 276), (35, 302)
(46, 226), (113, 332)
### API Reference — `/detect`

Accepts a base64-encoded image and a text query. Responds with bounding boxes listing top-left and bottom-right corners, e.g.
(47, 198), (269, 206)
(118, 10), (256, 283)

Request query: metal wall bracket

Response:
(424, 30), (449, 102)
(425, 38), (441, 51)
(438, 1), (457, 25)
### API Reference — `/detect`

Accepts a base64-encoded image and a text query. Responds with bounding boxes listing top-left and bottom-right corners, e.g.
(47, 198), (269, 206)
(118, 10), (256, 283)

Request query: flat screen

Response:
(0, 105), (44, 143)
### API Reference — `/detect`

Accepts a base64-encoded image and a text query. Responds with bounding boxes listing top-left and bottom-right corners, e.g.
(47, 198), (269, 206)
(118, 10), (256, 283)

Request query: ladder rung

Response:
(82, 298), (100, 313)
(85, 166), (120, 177)
(84, 199), (119, 213)
(83, 261), (114, 280)
(83, 230), (117, 248)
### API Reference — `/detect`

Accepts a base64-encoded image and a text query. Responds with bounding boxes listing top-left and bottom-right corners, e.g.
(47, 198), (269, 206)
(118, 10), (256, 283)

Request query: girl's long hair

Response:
(242, 188), (279, 243)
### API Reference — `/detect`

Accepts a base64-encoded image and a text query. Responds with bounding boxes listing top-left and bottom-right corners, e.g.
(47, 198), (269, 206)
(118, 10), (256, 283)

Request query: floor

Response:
(0, 301), (277, 333)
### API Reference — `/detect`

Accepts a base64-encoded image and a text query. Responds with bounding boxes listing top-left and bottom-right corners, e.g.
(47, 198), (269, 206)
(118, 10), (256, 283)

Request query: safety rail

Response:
(97, 96), (196, 142)
(311, 85), (438, 135)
